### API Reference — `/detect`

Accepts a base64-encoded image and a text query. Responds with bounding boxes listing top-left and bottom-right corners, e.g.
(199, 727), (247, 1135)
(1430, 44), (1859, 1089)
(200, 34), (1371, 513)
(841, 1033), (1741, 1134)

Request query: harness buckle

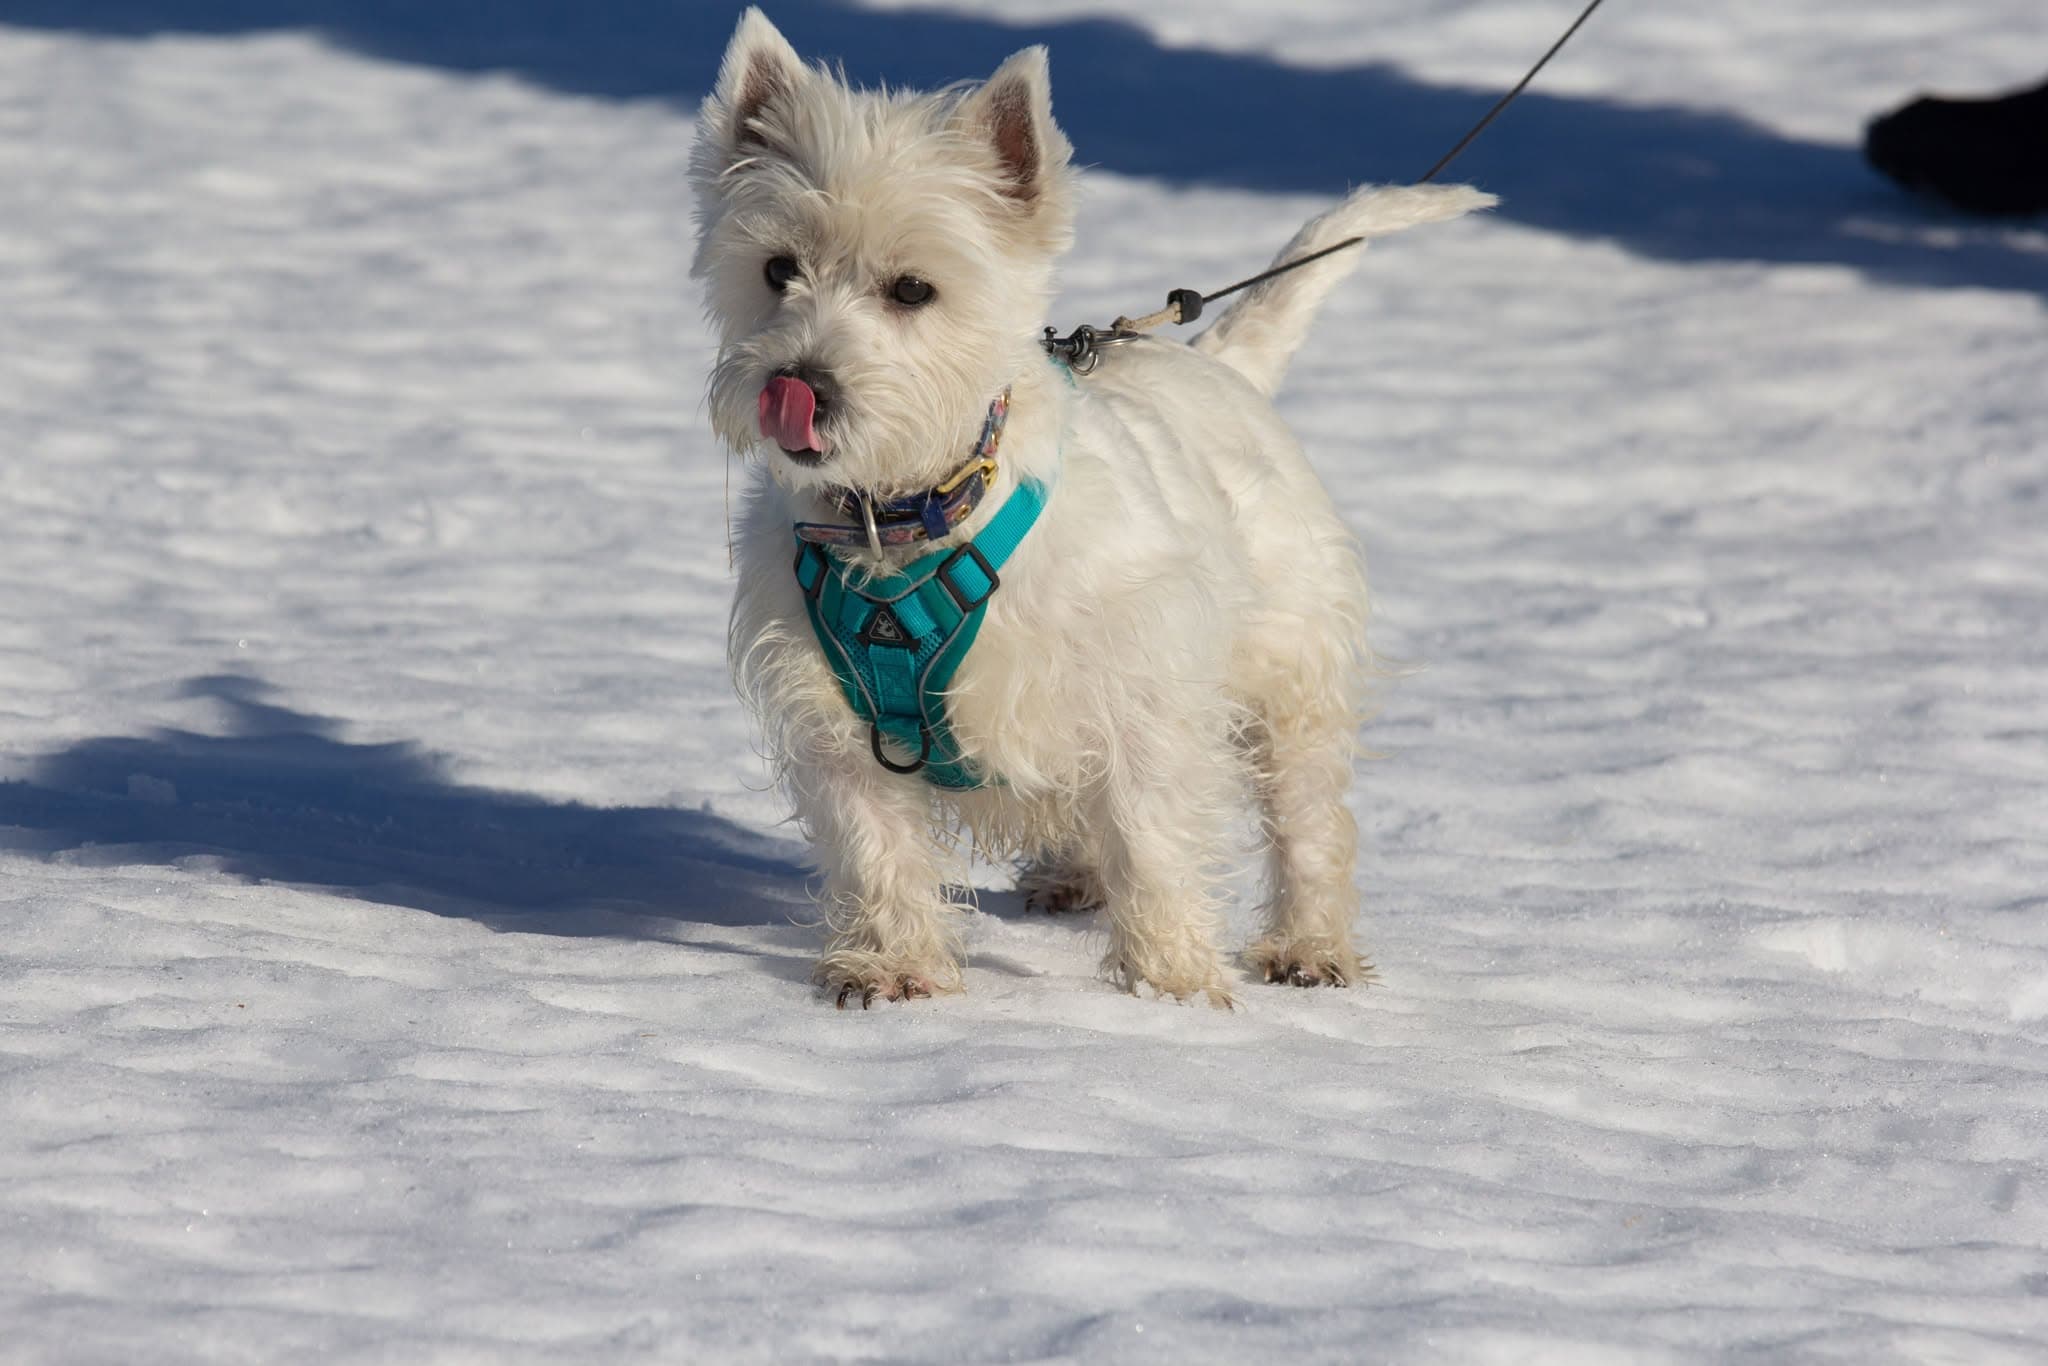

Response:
(935, 543), (999, 611)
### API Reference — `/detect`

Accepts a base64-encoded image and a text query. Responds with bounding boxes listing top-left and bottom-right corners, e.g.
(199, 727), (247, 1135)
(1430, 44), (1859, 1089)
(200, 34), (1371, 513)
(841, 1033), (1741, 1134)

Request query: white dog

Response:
(693, 10), (1492, 1007)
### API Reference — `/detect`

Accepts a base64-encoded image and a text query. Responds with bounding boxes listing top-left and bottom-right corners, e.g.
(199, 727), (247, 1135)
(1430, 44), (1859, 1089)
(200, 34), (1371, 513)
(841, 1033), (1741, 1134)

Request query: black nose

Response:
(775, 363), (838, 413)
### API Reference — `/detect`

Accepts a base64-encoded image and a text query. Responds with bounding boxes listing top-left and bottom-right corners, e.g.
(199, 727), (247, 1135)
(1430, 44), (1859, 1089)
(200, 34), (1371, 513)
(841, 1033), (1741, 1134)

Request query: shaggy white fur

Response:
(692, 9), (1495, 1006)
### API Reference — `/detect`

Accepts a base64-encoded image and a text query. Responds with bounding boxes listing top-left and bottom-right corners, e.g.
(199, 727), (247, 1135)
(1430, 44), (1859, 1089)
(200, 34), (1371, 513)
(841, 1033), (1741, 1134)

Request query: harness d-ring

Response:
(870, 722), (931, 776)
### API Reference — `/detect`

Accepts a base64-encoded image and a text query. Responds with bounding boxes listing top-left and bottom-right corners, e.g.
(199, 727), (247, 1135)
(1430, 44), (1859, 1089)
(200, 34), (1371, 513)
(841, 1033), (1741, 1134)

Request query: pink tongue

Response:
(758, 376), (828, 453)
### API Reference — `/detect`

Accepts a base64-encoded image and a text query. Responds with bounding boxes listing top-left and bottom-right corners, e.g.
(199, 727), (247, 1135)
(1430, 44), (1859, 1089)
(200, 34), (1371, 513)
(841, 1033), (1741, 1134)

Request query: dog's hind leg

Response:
(1018, 833), (1109, 915)
(1236, 587), (1373, 988)
(1246, 698), (1371, 987)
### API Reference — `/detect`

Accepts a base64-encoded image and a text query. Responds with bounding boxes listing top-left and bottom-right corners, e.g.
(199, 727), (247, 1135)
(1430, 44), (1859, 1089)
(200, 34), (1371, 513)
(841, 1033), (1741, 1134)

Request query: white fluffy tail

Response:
(1191, 183), (1497, 396)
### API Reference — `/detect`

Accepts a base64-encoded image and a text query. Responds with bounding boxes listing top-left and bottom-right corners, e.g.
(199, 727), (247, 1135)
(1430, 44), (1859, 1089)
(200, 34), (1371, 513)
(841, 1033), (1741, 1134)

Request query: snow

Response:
(4, 2), (2046, 1361)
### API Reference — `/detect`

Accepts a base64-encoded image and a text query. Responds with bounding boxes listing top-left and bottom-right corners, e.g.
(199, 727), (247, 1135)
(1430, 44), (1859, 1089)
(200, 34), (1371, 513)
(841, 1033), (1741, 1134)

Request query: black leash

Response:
(1044, 0), (1611, 370)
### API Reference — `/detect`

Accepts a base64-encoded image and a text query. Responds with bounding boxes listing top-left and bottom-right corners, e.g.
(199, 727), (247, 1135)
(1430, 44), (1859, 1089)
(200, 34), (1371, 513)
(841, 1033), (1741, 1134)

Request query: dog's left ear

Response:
(955, 47), (1073, 214)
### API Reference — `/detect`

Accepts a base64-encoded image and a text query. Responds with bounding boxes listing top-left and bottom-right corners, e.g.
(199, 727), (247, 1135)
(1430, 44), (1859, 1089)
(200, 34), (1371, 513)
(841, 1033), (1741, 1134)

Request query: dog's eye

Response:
(888, 276), (935, 308)
(764, 256), (800, 293)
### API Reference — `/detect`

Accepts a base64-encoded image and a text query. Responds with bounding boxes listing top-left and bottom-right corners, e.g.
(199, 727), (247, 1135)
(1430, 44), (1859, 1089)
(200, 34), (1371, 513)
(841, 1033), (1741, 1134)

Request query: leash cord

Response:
(1201, 0), (1608, 311)
(1418, 0), (1611, 186)
(1046, 0), (1609, 362)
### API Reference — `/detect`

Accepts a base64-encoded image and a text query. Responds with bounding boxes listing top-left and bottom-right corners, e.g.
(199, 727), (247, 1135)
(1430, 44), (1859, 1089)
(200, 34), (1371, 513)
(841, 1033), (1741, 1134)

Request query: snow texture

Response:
(3, 2), (2046, 1362)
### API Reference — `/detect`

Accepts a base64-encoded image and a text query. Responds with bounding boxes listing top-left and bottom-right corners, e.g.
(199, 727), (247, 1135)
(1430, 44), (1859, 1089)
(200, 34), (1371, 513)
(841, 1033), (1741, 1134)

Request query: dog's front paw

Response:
(814, 954), (958, 1010)
(1105, 958), (1235, 1010)
(830, 975), (935, 1009)
(1248, 941), (1376, 989)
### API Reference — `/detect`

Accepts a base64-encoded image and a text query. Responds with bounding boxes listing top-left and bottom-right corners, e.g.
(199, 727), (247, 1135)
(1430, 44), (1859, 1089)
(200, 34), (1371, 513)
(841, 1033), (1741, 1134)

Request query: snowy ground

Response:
(4, 2), (2046, 1361)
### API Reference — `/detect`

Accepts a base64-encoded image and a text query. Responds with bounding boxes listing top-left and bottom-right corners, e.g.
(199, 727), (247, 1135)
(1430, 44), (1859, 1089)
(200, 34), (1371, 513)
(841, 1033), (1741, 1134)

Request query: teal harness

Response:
(793, 475), (1049, 789)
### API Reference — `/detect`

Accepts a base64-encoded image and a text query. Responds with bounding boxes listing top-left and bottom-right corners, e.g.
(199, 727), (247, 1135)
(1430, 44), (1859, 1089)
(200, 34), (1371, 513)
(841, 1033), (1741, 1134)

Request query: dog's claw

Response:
(825, 971), (943, 1009)
(1259, 953), (1364, 989)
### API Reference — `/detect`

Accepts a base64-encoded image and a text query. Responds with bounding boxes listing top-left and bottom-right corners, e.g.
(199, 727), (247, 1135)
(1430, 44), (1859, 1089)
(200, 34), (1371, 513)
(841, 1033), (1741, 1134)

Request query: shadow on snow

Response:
(0, 674), (814, 942)
(2, 0), (2041, 294)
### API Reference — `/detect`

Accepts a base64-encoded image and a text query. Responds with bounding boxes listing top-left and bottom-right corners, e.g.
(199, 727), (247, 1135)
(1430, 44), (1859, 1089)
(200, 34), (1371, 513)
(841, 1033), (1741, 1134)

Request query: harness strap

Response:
(795, 476), (1048, 788)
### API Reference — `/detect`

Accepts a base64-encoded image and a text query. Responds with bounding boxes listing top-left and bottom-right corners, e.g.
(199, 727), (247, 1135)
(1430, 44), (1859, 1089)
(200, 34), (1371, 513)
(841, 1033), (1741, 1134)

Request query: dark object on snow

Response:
(1864, 77), (2048, 216)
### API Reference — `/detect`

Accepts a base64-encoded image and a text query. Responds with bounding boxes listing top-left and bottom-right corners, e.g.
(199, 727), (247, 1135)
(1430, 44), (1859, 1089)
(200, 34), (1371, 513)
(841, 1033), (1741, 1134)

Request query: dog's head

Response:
(690, 9), (1075, 497)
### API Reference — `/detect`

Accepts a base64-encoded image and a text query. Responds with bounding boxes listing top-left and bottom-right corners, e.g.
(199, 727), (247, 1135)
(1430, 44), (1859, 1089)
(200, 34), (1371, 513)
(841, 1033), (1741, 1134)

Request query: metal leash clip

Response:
(1042, 287), (1204, 373)
(1040, 323), (1145, 375)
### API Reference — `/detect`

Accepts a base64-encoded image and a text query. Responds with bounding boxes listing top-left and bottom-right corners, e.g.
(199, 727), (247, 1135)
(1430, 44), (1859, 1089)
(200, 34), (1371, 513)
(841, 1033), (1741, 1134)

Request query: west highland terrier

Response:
(693, 9), (1493, 1007)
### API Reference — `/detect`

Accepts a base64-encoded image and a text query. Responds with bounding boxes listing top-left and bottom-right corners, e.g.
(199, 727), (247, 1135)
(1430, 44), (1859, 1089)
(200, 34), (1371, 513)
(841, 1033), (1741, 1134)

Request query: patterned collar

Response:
(794, 390), (1010, 551)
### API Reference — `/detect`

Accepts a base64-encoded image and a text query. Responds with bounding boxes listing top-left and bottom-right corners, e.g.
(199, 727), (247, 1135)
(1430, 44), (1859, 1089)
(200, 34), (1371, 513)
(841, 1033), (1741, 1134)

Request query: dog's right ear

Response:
(705, 9), (808, 161)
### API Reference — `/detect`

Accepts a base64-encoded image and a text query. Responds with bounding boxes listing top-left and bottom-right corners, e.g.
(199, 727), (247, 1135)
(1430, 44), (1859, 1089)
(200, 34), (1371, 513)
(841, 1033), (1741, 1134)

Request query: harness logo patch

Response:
(859, 605), (913, 649)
